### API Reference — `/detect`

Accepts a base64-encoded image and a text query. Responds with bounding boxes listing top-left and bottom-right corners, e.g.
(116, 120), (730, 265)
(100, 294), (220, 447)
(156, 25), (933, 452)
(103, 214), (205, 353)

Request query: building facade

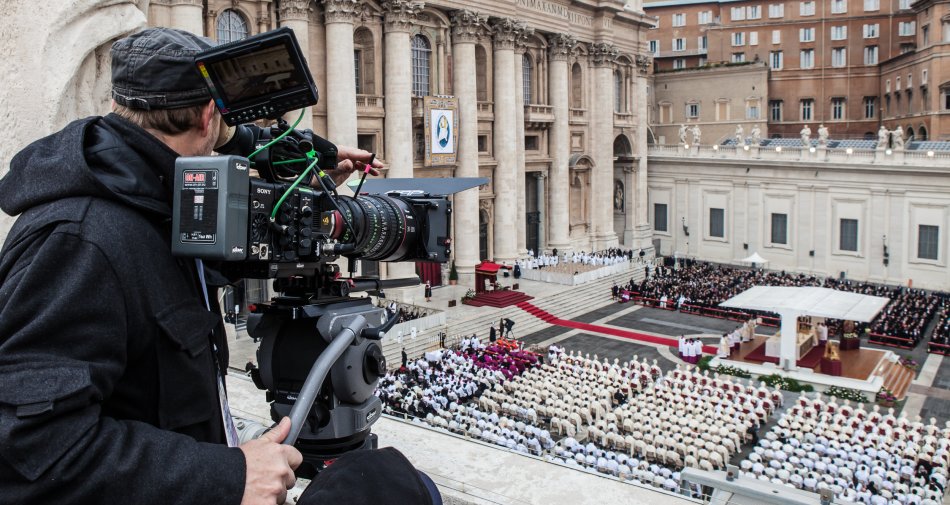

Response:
(154, 0), (657, 285)
(647, 145), (950, 290)
(645, 0), (918, 139)
(879, 0), (950, 140)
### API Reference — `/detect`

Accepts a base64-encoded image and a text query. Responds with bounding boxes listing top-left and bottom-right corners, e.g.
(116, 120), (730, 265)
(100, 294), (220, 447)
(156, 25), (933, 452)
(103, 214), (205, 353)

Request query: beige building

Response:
(647, 144), (950, 290)
(0, 0), (657, 289)
(650, 61), (769, 145)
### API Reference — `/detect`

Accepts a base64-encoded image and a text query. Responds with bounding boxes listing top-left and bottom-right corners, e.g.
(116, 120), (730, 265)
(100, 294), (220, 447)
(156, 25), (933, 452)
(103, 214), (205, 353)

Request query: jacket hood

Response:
(0, 114), (178, 217)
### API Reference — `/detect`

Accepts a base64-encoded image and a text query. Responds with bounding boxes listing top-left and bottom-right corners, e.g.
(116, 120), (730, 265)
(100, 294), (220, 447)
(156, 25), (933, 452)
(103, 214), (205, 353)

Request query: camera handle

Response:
(284, 314), (366, 446)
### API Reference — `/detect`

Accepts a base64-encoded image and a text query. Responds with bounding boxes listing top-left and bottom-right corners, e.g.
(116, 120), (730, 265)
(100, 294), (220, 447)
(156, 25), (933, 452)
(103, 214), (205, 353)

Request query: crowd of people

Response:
(631, 261), (947, 348)
(520, 247), (643, 270)
(375, 338), (950, 503)
(740, 394), (950, 504)
(928, 305), (950, 353)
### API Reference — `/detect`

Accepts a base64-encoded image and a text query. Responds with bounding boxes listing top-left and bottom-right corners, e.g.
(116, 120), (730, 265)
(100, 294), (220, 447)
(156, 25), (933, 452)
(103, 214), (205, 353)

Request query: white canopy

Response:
(719, 285), (890, 322)
(740, 252), (769, 265)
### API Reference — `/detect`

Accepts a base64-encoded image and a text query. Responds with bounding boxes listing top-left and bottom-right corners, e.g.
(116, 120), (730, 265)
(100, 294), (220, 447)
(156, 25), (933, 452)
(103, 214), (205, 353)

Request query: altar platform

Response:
(725, 335), (888, 382)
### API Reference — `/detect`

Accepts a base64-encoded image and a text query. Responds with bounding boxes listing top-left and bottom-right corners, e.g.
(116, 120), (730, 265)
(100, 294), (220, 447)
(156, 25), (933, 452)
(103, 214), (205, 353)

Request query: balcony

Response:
(569, 108), (588, 125)
(411, 96), (424, 118)
(614, 111), (635, 126)
(656, 48), (708, 59)
(524, 104), (554, 128)
(356, 94), (384, 118)
(477, 101), (494, 120)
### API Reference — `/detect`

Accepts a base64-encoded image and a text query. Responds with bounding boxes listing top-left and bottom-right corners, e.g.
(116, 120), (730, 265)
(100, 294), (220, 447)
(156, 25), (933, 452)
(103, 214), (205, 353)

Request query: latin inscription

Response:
(515, 0), (593, 27)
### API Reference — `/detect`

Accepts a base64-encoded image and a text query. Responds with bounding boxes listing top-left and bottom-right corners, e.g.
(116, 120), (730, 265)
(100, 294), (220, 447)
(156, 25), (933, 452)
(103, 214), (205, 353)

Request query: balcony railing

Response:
(647, 143), (950, 167)
(656, 48), (708, 58)
(524, 104), (554, 127)
(477, 101), (494, 119)
(569, 108), (588, 124)
(614, 111), (635, 125)
(356, 94), (383, 109)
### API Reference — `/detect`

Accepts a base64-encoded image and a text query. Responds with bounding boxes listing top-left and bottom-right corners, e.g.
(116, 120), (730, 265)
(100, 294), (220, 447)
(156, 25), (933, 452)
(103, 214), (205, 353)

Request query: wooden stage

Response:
(725, 335), (887, 382)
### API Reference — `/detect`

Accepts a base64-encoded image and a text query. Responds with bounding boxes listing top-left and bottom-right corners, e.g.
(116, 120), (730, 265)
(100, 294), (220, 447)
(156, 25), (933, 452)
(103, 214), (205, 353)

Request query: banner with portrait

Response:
(423, 96), (459, 166)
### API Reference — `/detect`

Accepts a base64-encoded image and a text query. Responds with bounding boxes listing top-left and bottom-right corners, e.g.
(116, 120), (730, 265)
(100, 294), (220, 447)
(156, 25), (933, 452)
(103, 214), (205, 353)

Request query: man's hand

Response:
(325, 146), (383, 186)
(239, 417), (303, 505)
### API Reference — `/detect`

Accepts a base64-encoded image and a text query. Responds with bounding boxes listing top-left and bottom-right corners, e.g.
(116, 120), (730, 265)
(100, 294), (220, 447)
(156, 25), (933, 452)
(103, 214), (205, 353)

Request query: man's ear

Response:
(198, 99), (217, 137)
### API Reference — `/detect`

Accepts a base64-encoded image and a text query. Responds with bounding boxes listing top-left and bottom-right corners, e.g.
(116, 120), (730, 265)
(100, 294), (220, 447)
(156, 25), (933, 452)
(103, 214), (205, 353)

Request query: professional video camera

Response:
(170, 27), (484, 476)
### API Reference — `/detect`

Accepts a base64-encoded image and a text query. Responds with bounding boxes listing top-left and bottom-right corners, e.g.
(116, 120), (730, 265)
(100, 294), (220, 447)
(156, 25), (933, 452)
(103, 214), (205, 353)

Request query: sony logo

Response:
(256, 187), (272, 195)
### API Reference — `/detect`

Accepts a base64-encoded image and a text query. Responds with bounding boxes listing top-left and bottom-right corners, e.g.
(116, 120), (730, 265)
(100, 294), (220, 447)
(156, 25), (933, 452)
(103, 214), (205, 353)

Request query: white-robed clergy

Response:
(718, 335), (731, 358)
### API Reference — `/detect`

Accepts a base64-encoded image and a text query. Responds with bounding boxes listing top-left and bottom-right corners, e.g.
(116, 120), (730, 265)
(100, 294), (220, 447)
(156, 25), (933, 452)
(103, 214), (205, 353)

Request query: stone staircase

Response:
(380, 265), (646, 364)
(873, 358), (916, 401)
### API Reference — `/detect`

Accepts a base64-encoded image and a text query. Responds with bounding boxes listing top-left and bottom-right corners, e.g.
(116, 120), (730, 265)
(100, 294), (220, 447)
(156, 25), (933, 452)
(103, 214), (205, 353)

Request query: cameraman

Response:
(0, 28), (380, 504)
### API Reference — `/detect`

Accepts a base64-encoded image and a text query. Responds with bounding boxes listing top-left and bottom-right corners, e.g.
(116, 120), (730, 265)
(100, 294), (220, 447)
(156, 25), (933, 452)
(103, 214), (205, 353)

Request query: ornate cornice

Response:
(547, 33), (576, 61)
(382, 0), (424, 32)
(635, 54), (652, 74)
(590, 42), (619, 67)
(321, 0), (360, 23)
(490, 17), (528, 51)
(450, 10), (487, 43)
(280, 0), (313, 21)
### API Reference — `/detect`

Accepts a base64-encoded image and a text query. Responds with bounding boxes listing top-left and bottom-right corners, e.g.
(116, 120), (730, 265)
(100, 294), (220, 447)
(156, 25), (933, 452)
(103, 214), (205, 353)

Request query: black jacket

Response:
(0, 114), (245, 504)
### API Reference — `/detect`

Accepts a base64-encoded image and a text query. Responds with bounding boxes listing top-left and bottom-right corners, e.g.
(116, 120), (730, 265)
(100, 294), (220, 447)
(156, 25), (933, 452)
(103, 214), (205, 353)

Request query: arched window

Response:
(522, 56), (533, 104)
(475, 45), (488, 101)
(216, 9), (248, 43)
(353, 29), (376, 95)
(614, 71), (623, 112)
(571, 62), (583, 108)
(411, 35), (431, 97)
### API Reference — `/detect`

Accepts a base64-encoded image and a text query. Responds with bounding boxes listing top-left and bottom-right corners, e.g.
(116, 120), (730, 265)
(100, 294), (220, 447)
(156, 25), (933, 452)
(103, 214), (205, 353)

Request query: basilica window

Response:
(523, 56), (533, 105)
(216, 9), (248, 43)
(411, 35), (431, 97)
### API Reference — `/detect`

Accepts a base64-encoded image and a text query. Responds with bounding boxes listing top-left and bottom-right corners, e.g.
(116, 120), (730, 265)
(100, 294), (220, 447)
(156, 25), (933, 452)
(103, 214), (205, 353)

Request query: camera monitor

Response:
(195, 27), (318, 126)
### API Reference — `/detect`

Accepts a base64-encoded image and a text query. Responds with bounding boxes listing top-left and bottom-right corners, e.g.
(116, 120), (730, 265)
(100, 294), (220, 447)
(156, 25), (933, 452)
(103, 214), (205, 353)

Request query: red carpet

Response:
(742, 342), (825, 369)
(516, 302), (717, 354)
(462, 290), (533, 308)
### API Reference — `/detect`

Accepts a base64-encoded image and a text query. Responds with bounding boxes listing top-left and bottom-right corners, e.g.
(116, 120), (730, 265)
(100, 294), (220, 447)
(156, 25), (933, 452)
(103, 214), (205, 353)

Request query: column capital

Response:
(280, 0), (313, 21)
(383, 0), (424, 32)
(169, 0), (202, 6)
(450, 9), (488, 43)
(490, 17), (528, 51)
(635, 54), (652, 74)
(515, 26), (535, 52)
(590, 42), (620, 67)
(535, 171), (547, 179)
(547, 33), (577, 61)
(321, 0), (359, 23)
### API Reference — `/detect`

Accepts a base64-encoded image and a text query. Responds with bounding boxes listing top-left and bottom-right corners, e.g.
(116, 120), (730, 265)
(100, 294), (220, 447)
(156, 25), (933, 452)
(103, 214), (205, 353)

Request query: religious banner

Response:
(423, 95), (459, 166)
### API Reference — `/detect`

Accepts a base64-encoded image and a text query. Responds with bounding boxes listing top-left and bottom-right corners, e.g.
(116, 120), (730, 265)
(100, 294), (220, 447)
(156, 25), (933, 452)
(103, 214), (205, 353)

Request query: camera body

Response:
(171, 155), (453, 278)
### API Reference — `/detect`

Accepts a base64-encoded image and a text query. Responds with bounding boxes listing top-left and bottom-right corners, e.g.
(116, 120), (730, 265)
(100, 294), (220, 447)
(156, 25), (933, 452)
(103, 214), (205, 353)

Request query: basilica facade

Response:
(134, 0), (654, 284)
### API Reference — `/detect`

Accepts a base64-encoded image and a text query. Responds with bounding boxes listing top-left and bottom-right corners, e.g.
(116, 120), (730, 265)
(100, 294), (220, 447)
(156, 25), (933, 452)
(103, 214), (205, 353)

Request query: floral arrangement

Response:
(760, 373), (814, 393)
(826, 386), (867, 403)
(697, 355), (714, 371)
(463, 289), (476, 300)
(716, 365), (752, 378)
(899, 356), (919, 371)
(842, 332), (859, 339)
(876, 387), (898, 404)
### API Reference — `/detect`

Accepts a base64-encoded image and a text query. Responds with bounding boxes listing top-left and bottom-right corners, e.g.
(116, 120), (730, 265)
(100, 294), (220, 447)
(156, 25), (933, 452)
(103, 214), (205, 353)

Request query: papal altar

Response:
(764, 330), (818, 360)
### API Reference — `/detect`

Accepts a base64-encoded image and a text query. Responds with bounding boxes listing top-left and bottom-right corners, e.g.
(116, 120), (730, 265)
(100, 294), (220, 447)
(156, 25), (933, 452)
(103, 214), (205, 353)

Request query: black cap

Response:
(111, 27), (214, 110)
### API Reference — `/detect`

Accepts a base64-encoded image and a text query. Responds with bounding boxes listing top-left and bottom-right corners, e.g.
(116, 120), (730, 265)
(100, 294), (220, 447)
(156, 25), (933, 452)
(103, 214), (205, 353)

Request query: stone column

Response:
(632, 55), (653, 254)
(514, 28), (533, 257)
(321, 0), (359, 147)
(280, 0), (314, 130)
(170, 0), (204, 35)
(490, 18), (526, 264)
(589, 42), (619, 249)
(381, 0), (424, 281)
(451, 10), (487, 286)
(536, 172), (546, 249)
(546, 34), (575, 253)
(623, 165), (636, 246)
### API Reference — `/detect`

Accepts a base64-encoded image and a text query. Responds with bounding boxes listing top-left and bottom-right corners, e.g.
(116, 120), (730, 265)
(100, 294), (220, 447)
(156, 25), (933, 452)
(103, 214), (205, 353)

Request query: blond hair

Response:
(112, 102), (206, 135)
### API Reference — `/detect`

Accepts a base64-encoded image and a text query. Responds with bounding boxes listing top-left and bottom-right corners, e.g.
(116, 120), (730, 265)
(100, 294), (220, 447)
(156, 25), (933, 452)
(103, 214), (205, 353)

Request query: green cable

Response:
(270, 156), (319, 220)
(249, 108), (307, 162)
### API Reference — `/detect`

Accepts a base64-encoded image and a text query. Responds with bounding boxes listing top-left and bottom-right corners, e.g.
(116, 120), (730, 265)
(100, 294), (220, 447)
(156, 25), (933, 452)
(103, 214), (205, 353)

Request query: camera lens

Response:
(334, 195), (421, 261)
